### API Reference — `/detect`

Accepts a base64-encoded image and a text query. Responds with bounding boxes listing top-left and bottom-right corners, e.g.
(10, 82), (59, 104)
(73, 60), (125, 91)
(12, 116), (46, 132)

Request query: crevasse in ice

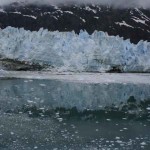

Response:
(0, 26), (150, 72)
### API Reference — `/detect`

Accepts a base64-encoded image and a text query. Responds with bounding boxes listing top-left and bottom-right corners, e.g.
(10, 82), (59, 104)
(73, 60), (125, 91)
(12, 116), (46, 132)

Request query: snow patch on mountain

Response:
(115, 21), (134, 28)
(0, 27), (150, 72)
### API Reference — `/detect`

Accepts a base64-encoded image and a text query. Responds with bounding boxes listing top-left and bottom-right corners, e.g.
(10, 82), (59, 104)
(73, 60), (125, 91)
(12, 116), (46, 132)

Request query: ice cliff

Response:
(0, 27), (150, 72)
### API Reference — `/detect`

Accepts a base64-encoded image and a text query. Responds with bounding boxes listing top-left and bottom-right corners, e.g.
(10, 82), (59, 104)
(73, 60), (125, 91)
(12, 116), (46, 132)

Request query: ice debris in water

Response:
(0, 27), (150, 72)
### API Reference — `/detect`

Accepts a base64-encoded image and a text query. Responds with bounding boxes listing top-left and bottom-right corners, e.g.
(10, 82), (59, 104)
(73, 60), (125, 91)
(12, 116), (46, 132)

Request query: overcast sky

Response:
(0, 0), (150, 8)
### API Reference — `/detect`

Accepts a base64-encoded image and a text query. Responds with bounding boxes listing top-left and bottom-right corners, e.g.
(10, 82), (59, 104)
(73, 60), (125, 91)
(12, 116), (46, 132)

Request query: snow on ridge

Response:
(22, 14), (37, 19)
(0, 26), (150, 72)
(115, 21), (134, 28)
(10, 11), (22, 14)
(135, 8), (150, 22)
(132, 16), (148, 25)
(0, 8), (6, 13)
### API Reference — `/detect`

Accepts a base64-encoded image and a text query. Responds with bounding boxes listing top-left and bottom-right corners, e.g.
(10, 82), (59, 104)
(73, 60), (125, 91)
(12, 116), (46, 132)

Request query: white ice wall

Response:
(0, 27), (150, 72)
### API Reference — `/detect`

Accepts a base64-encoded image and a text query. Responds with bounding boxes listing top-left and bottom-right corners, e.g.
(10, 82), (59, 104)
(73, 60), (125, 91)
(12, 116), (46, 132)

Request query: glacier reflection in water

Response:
(0, 76), (150, 112)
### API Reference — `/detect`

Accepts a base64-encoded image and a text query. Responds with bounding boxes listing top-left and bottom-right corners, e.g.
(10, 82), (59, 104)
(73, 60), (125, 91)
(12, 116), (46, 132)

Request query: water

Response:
(0, 73), (150, 112)
(0, 111), (150, 150)
(0, 76), (150, 150)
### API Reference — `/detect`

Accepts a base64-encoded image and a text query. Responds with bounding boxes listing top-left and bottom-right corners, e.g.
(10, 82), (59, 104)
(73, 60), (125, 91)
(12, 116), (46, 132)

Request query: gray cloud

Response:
(0, 0), (150, 8)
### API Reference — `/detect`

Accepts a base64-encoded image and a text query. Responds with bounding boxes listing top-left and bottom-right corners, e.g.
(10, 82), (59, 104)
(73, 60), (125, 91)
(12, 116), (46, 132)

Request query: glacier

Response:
(0, 26), (150, 72)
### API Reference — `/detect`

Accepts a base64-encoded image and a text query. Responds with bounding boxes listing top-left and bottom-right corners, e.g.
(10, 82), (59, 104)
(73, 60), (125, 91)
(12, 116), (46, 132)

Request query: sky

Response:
(0, 0), (150, 8)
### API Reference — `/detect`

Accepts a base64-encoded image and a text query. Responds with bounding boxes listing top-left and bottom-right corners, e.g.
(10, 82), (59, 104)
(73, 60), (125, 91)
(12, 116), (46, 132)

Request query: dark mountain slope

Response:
(0, 4), (150, 43)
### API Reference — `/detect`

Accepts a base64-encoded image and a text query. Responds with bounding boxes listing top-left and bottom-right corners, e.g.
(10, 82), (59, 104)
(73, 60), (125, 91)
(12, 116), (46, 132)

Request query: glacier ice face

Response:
(0, 27), (150, 72)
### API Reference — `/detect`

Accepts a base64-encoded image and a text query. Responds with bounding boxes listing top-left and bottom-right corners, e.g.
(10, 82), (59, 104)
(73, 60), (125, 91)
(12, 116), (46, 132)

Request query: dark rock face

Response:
(0, 4), (150, 43)
(0, 59), (48, 71)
